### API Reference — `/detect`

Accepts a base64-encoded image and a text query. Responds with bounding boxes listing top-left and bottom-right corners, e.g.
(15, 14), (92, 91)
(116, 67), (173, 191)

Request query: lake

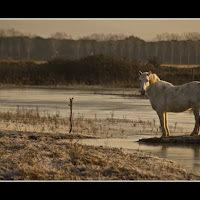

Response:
(0, 87), (194, 131)
(0, 87), (199, 174)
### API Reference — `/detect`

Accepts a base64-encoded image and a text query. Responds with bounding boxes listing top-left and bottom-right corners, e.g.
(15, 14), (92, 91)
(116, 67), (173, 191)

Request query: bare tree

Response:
(79, 33), (128, 41)
(194, 41), (199, 64)
(170, 41), (175, 64)
(50, 39), (60, 58)
(51, 32), (72, 40)
(183, 32), (200, 64)
(155, 32), (183, 41)
(179, 42), (183, 64)
(161, 41), (168, 63)
(183, 32), (200, 41)
(25, 37), (32, 59)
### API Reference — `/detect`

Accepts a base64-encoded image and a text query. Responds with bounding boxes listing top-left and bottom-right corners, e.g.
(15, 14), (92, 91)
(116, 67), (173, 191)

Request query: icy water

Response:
(0, 87), (194, 131)
(0, 87), (199, 174)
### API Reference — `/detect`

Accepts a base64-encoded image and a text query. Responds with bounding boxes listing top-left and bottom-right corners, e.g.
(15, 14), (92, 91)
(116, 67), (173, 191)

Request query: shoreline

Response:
(0, 83), (136, 89)
(139, 135), (200, 145)
(0, 107), (199, 180)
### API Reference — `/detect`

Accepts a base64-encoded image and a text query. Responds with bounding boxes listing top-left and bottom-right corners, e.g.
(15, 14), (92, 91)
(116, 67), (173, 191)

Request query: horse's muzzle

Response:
(140, 90), (145, 95)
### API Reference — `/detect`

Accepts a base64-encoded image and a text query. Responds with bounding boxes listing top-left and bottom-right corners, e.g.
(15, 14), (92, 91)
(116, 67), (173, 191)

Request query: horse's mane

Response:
(149, 73), (160, 84)
(149, 73), (174, 86)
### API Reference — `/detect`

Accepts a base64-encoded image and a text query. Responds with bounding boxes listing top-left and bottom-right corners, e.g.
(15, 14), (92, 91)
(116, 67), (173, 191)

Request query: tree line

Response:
(1, 31), (200, 64)
(0, 55), (199, 87)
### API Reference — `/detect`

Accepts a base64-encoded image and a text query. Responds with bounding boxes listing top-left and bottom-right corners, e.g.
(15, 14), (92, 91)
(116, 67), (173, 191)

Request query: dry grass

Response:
(161, 64), (200, 68)
(0, 129), (199, 180)
(0, 106), (199, 180)
(0, 106), (162, 138)
(0, 105), (190, 138)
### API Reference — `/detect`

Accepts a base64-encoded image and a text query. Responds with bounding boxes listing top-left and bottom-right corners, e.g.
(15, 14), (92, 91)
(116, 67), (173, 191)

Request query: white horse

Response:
(139, 71), (200, 137)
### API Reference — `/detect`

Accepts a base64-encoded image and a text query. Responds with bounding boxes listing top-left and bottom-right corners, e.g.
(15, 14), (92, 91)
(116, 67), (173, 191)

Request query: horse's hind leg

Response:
(190, 108), (199, 136)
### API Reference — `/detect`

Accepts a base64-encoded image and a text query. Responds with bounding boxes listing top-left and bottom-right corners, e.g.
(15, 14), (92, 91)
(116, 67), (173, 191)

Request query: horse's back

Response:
(165, 81), (200, 111)
(180, 81), (200, 96)
(151, 81), (200, 112)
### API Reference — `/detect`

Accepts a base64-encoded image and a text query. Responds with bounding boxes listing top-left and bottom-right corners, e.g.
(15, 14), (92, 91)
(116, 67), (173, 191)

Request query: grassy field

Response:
(161, 64), (200, 68)
(0, 106), (199, 180)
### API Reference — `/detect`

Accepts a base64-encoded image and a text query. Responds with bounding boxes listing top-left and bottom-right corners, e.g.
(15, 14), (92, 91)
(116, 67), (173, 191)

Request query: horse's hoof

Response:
(190, 133), (198, 136)
(161, 135), (168, 138)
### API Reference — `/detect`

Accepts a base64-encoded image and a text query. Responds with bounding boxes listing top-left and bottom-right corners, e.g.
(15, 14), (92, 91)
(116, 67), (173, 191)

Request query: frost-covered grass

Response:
(0, 129), (199, 180)
(0, 106), (199, 180)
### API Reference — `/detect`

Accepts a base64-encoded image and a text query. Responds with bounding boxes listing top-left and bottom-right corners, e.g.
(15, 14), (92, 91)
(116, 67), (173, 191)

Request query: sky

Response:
(1, 18), (200, 41)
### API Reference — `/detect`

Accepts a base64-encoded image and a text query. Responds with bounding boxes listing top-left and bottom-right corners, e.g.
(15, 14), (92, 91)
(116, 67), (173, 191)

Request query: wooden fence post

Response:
(69, 97), (74, 133)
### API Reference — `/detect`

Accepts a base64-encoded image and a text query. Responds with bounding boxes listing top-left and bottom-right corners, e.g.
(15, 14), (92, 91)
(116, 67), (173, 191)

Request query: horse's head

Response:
(139, 71), (152, 95)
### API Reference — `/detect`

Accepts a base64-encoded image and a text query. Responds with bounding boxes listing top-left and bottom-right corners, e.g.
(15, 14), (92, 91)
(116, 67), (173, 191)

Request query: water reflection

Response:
(80, 137), (200, 174)
(140, 142), (200, 173)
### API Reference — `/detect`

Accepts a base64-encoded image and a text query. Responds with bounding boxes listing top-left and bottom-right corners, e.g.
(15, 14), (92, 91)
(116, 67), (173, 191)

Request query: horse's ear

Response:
(139, 71), (142, 76)
(148, 71), (152, 76)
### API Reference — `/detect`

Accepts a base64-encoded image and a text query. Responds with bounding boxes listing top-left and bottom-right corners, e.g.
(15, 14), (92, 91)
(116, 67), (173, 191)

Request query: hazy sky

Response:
(1, 18), (200, 41)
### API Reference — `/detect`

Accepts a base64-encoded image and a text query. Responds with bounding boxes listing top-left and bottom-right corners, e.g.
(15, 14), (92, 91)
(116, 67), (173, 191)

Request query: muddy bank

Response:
(138, 135), (200, 145)
(0, 130), (95, 140)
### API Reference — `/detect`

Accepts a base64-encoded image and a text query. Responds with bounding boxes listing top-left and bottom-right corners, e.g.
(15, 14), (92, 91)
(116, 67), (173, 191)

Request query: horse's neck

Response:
(146, 83), (157, 98)
(146, 80), (173, 98)
(146, 81), (163, 97)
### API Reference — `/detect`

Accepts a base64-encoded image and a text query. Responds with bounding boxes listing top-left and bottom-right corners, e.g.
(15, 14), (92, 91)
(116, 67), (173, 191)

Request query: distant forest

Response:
(1, 29), (200, 64)
(0, 55), (199, 87)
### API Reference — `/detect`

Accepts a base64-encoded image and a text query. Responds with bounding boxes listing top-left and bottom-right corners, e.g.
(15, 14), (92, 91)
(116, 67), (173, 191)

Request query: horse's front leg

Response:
(190, 108), (199, 136)
(165, 112), (170, 137)
(157, 111), (167, 137)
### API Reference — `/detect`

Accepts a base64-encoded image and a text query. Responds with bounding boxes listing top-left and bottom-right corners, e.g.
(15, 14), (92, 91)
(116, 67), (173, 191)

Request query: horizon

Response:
(1, 18), (200, 41)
